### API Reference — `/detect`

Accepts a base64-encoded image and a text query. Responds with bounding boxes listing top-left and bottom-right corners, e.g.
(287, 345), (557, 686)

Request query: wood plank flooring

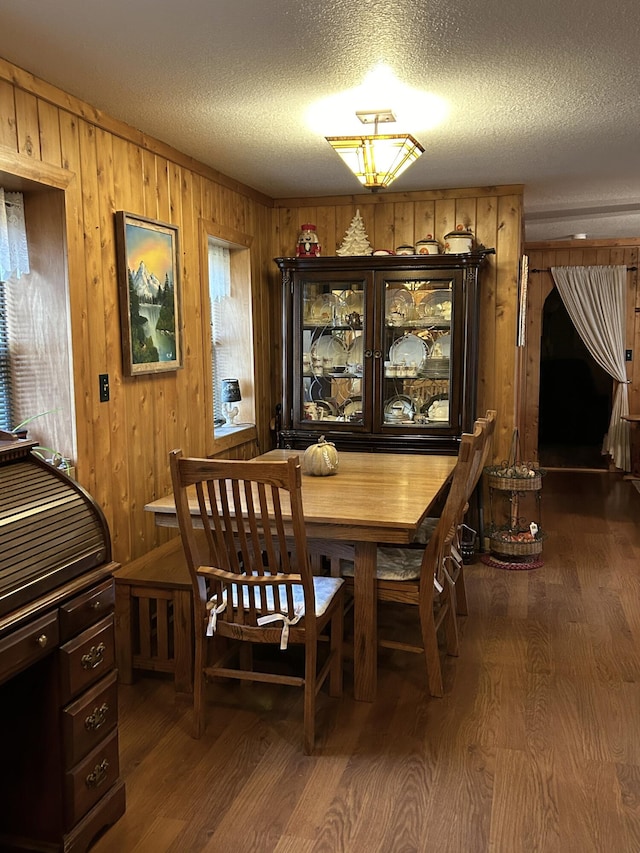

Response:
(92, 471), (640, 853)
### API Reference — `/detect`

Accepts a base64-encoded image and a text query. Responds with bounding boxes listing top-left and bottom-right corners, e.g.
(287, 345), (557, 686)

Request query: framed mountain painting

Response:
(115, 211), (182, 376)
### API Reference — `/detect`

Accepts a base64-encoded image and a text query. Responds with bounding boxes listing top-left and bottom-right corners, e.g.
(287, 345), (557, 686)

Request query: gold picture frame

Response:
(115, 211), (182, 376)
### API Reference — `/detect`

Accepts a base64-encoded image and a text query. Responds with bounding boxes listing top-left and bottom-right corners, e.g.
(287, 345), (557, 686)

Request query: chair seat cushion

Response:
(415, 516), (438, 544)
(341, 547), (422, 581)
(206, 574), (344, 648)
(209, 573), (344, 618)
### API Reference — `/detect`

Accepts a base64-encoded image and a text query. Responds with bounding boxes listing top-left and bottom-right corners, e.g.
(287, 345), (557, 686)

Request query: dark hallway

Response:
(538, 288), (611, 469)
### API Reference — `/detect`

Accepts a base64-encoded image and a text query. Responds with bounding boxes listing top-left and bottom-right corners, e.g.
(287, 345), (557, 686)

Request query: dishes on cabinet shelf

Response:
(426, 396), (450, 422)
(342, 397), (363, 420)
(422, 357), (450, 379)
(340, 289), (364, 315)
(346, 334), (364, 374)
(310, 293), (347, 325)
(384, 394), (415, 423)
(388, 333), (429, 372)
(416, 289), (452, 322)
(385, 287), (414, 325)
(431, 333), (451, 358)
(303, 399), (338, 421)
(310, 334), (348, 369)
(315, 399), (338, 419)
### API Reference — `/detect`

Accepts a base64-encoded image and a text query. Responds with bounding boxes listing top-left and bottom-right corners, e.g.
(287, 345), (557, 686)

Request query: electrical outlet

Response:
(626, 349), (633, 362)
(99, 373), (110, 402)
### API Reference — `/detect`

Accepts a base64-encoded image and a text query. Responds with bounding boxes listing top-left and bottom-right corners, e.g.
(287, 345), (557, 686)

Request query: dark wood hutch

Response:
(275, 250), (494, 454)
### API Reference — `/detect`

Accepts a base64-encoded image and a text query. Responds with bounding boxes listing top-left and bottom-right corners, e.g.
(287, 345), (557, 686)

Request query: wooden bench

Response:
(113, 537), (194, 694)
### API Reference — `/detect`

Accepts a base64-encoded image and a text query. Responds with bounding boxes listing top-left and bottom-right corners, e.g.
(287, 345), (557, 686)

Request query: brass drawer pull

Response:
(81, 642), (106, 670)
(84, 702), (109, 731)
(36, 634), (49, 648)
(85, 758), (109, 789)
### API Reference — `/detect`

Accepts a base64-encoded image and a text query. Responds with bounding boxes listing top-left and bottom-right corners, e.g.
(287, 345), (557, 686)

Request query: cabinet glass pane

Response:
(301, 280), (366, 425)
(382, 278), (453, 428)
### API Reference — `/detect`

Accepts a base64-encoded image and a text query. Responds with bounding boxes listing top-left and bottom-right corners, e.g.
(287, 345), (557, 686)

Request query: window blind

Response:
(208, 243), (232, 424)
(0, 281), (12, 430)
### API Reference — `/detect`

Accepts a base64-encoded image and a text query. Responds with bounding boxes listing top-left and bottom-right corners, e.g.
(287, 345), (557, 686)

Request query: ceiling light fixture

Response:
(325, 109), (424, 192)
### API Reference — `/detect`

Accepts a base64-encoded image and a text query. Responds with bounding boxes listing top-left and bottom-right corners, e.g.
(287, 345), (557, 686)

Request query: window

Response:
(202, 222), (255, 439)
(0, 183), (75, 463)
(0, 280), (12, 430)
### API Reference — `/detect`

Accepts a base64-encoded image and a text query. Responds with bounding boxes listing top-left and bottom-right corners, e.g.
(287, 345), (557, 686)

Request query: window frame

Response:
(199, 219), (256, 454)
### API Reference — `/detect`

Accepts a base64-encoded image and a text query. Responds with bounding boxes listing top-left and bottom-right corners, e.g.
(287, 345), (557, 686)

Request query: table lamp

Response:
(221, 378), (241, 425)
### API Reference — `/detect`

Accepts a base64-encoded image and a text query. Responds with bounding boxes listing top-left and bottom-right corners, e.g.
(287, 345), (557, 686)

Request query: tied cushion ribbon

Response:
(257, 604), (304, 650)
(206, 594), (227, 636)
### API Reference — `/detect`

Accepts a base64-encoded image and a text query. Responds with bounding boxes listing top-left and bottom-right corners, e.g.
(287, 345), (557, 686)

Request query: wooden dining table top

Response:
(146, 449), (457, 544)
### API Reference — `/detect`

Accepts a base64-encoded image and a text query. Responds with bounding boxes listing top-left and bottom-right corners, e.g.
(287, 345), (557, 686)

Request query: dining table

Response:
(145, 448), (457, 702)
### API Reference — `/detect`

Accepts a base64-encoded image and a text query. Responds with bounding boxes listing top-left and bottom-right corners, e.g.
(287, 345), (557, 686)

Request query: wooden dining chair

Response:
(446, 409), (497, 615)
(341, 424), (484, 697)
(169, 450), (345, 754)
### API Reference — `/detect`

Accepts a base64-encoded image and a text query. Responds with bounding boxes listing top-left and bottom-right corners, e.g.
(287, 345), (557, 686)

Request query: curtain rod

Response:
(531, 265), (637, 273)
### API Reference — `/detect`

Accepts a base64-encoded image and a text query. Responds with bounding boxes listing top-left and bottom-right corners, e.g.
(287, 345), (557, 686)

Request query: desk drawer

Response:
(63, 671), (118, 768)
(64, 728), (120, 828)
(59, 616), (115, 702)
(60, 579), (115, 642)
(0, 610), (59, 685)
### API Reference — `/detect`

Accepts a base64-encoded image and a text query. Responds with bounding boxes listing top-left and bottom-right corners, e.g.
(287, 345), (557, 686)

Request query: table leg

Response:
(353, 540), (377, 702)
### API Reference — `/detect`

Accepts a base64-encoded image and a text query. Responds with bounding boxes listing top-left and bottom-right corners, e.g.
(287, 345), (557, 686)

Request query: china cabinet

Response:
(275, 250), (494, 453)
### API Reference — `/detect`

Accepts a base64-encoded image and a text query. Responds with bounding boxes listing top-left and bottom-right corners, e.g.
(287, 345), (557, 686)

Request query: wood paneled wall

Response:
(520, 238), (640, 465)
(0, 55), (524, 565)
(274, 187), (524, 463)
(0, 57), (278, 564)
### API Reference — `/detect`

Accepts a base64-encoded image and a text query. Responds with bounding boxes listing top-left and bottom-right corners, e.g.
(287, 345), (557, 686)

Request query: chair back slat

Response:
(419, 425), (483, 601)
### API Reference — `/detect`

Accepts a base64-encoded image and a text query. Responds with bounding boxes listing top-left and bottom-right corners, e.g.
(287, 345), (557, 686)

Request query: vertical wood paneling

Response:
(454, 196), (477, 236)
(36, 99), (61, 166)
(14, 88), (40, 159)
(79, 120), (107, 507)
(0, 79), (17, 150)
(434, 197), (456, 247)
(143, 153), (169, 541)
(123, 140), (153, 553)
(108, 134), (133, 559)
(58, 110), (88, 476)
(393, 201), (414, 248)
(414, 200), (436, 243)
(475, 195), (499, 432)
(491, 194), (522, 462)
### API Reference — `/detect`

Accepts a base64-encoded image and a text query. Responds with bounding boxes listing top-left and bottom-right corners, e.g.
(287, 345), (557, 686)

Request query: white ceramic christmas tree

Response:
(336, 209), (373, 256)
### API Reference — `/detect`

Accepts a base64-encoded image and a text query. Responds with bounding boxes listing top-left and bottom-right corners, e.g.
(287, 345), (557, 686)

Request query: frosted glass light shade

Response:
(325, 133), (424, 190)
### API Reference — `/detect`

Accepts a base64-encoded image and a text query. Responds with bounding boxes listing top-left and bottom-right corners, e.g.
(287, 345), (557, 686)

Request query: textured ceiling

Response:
(2, 0), (640, 240)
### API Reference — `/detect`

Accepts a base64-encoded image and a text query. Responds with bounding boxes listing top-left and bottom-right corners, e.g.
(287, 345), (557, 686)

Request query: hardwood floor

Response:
(92, 471), (640, 853)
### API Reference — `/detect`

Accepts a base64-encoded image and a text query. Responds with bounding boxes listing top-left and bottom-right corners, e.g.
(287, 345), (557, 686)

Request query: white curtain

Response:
(0, 189), (30, 281)
(550, 264), (630, 471)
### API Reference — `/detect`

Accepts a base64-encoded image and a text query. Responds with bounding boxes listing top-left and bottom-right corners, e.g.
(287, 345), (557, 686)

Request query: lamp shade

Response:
(221, 378), (241, 403)
(325, 133), (424, 190)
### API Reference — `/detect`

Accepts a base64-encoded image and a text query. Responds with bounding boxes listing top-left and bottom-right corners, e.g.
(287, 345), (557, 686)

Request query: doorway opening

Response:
(538, 287), (611, 469)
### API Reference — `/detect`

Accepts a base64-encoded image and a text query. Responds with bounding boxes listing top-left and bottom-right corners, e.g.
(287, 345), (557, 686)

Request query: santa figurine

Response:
(296, 223), (321, 257)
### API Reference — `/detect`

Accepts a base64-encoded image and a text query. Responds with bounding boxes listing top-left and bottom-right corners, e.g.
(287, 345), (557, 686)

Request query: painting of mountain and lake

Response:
(115, 211), (182, 376)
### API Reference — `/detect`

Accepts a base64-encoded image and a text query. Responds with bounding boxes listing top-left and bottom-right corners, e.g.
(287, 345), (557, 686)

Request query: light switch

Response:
(99, 373), (110, 402)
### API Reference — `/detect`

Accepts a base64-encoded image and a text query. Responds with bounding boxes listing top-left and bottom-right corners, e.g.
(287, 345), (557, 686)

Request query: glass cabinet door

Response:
(297, 277), (368, 428)
(380, 275), (454, 429)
